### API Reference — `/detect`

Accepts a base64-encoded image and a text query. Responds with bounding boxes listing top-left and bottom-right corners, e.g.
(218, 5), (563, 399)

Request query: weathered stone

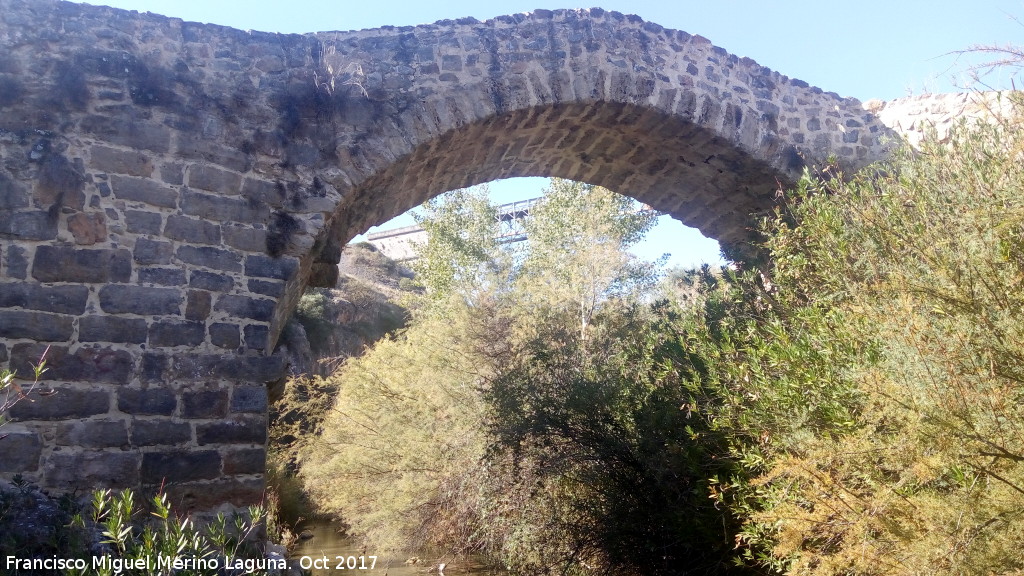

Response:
(0, 310), (74, 341)
(67, 212), (107, 245)
(80, 315), (148, 343)
(32, 246), (131, 283)
(222, 225), (266, 252)
(308, 262), (339, 288)
(110, 175), (178, 208)
(35, 154), (85, 211)
(175, 245), (242, 273)
(0, 431), (42, 472)
(56, 420), (129, 448)
(185, 290), (212, 321)
(141, 450), (221, 483)
(45, 451), (140, 490)
(230, 386), (268, 413)
(80, 115), (171, 152)
(161, 477), (265, 512)
(214, 294), (275, 322)
(164, 214), (220, 245)
(243, 324), (269, 351)
(247, 278), (285, 297)
(8, 385), (110, 420)
(196, 416), (266, 445)
(0, 211), (57, 241)
(138, 267), (187, 286)
(181, 189), (268, 223)
(132, 420), (192, 446)
(222, 447), (266, 475)
(0, 282), (89, 315)
(5, 245), (27, 279)
(133, 238), (173, 264)
(170, 354), (286, 383)
(99, 285), (181, 315)
(244, 254), (298, 280)
(124, 210), (162, 234)
(149, 320), (205, 347)
(90, 145), (154, 176)
(188, 271), (233, 292)
(181, 389), (229, 419)
(118, 387), (177, 415)
(209, 323), (241, 349)
(188, 165), (242, 193)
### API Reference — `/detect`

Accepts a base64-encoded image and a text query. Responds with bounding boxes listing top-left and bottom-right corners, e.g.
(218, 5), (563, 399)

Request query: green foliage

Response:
(0, 350), (49, 427)
(699, 95), (1024, 575)
(294, 288), (335, 354)
(411, 185), (501, 306)
(483, 300), (754, 576)
(65, 490), (270, 576)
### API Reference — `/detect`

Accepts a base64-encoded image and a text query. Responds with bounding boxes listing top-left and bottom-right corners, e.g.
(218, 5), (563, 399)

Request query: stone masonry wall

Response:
(0, 0), (1003, 511)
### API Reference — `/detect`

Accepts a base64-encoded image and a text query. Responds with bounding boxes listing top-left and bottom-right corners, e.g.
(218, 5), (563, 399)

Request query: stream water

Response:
(289, 520), (505, 576)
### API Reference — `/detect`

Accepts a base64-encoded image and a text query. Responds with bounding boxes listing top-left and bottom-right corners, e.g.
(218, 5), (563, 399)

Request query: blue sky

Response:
(91, 0), (1024, 267)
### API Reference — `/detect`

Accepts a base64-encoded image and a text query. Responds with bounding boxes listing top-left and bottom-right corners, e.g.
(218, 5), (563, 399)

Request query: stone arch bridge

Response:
(0, 0), (996, 510)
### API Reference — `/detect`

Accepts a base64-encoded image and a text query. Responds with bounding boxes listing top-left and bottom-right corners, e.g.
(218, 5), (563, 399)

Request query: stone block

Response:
(132, 420), (192, 446)
(133, 237), (173, 264)
(45, 451), (140, 490)
(90, 145), (153, 176)
(181, 189), (269, 224)
(240, 178), (285, 207)
(196, 416), (266, 445)
(176, 245), (242, 273)
(0, 173), (28, 210)
(230, 386), (268, 413)
(149, 320), (205, 347)
(189, 271), (233, 292)
(55, 419), (129, 448)
(181, 389), (229, 419)
(161, 477), (264, 512)
(32, 246), (131, 283)
(80, 115), (171, 152)
(8, 385), (110, 420)
(244, 254), (298, 280)
(185, 290), (212, 321)
(118, 387), (177, 415)
(0, 310), (74, 341)
(243, 324), (269, 351)
(141, 450), (221, 483)
(209, 323), (241, 349)
(176, 137), (249, 172)
(247, 279), (285, 297)
(214, 294), (275, 322)
(222, 225), (266, 252)
(67, 212), (107, 245)
(187, 165), (242, 193)
(5, 245), (27, 278)
(170, 354), (286, 383)
(0, 211), (57, 241)
(79, 315), (148, 343)
(0, 282), (89, 315)
(99, 285), (181, 315)
(0, 431), (42, 472)
(138, 267), (187, 286)
(164, 214), (220, 245)
(110, 175), (178, 208)
(222, 447), (266, 475)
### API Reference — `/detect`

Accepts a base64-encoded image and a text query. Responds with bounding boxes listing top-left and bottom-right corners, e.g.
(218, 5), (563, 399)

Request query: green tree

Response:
(516, 179), (661, 338)
(410, 185), (501, 308)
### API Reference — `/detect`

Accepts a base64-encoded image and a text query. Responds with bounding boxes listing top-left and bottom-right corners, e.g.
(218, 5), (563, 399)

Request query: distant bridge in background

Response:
(366, 197), (657, 261)
(366, 197), (542, 261)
